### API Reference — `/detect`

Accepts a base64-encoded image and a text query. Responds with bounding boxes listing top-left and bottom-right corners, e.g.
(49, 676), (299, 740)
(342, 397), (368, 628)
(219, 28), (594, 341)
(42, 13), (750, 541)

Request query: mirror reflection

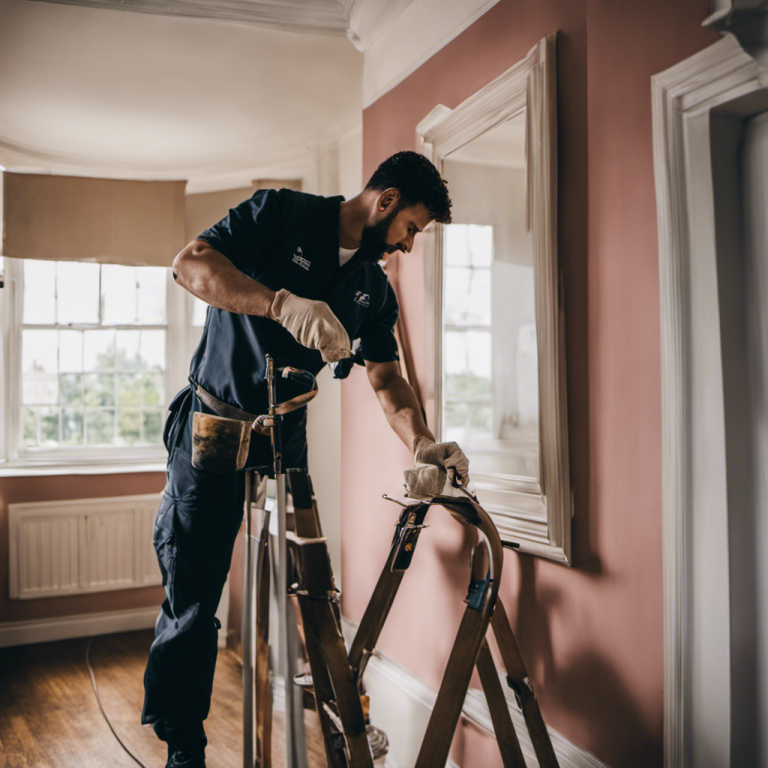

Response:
(441, 111), (539, 480)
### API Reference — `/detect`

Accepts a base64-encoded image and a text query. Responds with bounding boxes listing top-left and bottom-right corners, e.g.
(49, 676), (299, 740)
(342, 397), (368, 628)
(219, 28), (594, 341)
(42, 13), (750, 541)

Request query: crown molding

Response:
(346, 0), (415, 51)
(30, 0), (419, 48)
(30, 0), (350, 35)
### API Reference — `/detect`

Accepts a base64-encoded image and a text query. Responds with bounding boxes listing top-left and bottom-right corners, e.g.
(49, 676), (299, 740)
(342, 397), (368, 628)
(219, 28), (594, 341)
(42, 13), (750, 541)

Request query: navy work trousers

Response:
(141, 446), (246, 730)
(141, 387), (308, 743)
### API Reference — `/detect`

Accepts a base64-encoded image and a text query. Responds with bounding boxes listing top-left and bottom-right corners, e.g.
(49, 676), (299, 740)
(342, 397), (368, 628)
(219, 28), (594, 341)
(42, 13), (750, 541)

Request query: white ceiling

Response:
(0, 0), (364, 190)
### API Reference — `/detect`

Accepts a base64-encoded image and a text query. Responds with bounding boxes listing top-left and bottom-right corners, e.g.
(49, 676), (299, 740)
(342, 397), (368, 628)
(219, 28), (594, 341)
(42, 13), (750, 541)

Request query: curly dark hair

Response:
(365, 150), (452, 224)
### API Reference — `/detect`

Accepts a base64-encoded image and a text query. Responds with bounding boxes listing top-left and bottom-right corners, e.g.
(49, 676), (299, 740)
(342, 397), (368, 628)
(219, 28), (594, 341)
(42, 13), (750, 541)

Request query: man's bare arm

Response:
(173, 239), (276, 318)
(365, 360), (434, 450)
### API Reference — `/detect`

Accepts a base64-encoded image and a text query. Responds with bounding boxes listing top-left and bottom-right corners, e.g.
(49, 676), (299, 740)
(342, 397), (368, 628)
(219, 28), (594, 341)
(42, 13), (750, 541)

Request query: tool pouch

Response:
(191, 411), (252, 473)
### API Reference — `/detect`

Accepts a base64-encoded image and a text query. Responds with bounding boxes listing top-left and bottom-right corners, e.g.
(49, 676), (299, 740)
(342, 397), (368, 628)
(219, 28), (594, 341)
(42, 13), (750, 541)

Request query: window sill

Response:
(0, 457), (167, 477)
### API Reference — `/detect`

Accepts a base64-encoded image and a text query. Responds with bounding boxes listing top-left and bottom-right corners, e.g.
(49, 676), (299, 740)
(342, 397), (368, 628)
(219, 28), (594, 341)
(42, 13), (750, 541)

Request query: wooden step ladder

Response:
(249, 469), (560, 768)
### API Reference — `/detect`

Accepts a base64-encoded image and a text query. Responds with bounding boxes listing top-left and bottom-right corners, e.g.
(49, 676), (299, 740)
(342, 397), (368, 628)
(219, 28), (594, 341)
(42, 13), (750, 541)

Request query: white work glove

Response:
(413, 435), (470, 486)
(271, 289), (352, 364)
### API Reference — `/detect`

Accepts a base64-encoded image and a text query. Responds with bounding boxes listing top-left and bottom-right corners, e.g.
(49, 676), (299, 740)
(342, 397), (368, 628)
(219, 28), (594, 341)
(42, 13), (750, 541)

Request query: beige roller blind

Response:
(1, 172), (186, 267)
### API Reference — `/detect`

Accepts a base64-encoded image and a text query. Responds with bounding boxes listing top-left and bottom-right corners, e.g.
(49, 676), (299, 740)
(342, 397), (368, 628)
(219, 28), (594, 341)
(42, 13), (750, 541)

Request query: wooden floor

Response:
(0, 629), (327, 768)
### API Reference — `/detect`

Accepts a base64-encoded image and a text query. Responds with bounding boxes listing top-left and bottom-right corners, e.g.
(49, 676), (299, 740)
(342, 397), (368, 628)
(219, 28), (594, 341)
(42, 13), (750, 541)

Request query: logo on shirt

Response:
(354, 291), (370, 308)
(292, 247), (310, 271)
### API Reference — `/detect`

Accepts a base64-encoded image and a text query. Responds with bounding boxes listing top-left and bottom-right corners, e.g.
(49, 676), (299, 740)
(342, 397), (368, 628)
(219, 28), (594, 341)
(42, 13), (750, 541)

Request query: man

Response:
(142, 151), (471, 767)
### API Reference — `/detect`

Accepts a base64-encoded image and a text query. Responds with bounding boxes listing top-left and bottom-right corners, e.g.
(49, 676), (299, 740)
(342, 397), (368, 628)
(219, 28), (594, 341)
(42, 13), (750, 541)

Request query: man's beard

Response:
(357, 206), (402, 262)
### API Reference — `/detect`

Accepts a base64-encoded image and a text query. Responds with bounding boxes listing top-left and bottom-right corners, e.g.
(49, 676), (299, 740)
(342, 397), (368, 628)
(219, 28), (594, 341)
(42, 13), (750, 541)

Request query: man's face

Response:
(358, 200), (431, 262)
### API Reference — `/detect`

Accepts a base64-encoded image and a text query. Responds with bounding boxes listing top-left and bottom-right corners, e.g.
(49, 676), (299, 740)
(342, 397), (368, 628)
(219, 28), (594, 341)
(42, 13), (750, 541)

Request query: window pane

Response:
(18, 263), (169, 454)
(84, 329), (116, 371)
(86, 410), (115, 445)
(144, 410), (164, 443)
(467, 330), (491, 378)
(137, 268), (167, 324)
(115, 330), (141, 371)
(117, 409), (141, 445)
(444, 266), (491, 326)
(23, 260), (56, 324)
(59, 330), (83, 373)
(102, 264), (137, 325)
(59, 373), (83, 406)
(444, 226), (471, 267)
(445, 371), (491, 400)
(467, 224), (493, 267)
(22, 330), (59, 405)
(23, 408), (37, 447)
(22, 376), (58, 406)
(38, 407), (60, 447)
(62, 409), (84, 445)
(84, 373), (115, 407)
(140, 330), (165, 371)
(142, 372), (164, 407)
(117, 374), (142, 406)
(23, 330), (58, 375)
(444, 331), (468, 375)
(57, 262), (99, 324)
(191, 296), (208, 327)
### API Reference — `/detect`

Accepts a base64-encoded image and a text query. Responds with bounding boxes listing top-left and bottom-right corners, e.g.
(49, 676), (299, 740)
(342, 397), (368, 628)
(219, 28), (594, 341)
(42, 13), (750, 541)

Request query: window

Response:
(1, 257), (196, 470)
(442, 223), (539, 480)
(442, 224), (494, 449)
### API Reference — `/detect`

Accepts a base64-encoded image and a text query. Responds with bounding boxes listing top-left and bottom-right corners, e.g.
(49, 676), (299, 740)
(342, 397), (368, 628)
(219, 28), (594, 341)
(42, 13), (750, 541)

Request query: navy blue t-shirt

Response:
(170, 188), (400, 471)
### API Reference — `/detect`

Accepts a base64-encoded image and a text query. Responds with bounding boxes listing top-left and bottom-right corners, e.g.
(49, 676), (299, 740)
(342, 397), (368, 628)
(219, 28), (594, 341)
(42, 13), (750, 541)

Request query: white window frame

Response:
(417, 34), (573, 564)
(0, 257), (195, 474)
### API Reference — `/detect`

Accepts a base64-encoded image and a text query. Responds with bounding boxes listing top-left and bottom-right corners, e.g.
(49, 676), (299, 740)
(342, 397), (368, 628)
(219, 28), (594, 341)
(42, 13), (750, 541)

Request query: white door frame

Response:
(652, 33), (767, 768)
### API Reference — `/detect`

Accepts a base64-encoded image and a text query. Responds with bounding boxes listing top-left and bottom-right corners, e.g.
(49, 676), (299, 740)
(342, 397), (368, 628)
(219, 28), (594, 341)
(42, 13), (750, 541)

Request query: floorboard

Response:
(0, 629), (327, 768)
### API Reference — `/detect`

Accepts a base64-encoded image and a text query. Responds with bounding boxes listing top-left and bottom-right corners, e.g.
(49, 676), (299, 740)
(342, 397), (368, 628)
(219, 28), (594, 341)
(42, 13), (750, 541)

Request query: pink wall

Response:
(0, 473), (165, 623)
(341, 2), (718, 766)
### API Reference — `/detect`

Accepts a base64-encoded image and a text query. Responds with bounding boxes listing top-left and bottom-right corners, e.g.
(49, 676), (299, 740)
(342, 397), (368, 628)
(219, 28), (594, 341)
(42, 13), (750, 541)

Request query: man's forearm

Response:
(173, 240), (276, 317)
(373, 374), (434, 451)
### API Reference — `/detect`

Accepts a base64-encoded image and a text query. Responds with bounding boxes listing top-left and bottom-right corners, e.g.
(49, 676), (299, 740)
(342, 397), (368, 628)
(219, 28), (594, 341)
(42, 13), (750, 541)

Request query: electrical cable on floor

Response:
(85, 637), (151, 768)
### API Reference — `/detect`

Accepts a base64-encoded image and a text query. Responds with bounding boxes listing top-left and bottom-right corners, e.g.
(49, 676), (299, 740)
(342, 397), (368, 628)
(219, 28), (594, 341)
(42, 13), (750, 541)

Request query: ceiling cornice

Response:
(29, 0), (351, 36)
(28, 0), (415, 46)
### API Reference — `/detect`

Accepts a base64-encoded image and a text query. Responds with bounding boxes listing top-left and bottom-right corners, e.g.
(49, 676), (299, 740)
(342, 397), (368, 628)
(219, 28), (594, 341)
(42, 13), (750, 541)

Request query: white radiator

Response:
(8, 493), (164, 600)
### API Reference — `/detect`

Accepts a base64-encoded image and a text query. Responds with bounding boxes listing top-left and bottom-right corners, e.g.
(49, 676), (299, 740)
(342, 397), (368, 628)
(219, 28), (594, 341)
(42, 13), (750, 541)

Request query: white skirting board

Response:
(0, 606), (160, 648)
(341, 618), (611, 768)
(0, 599), (230, 650)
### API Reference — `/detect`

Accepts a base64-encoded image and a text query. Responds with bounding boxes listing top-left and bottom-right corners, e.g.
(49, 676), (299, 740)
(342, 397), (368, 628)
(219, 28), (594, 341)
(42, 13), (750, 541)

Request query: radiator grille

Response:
(9, 494), (163, 600)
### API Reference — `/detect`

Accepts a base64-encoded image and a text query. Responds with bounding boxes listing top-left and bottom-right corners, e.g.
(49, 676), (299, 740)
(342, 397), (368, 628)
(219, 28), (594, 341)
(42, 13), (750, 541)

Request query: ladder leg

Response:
(348, 503), (430, 683)
(491, 600), (559, 768)
(301, 596), (373, 768)
(243, 472), (254, 768)
(476, 640), (526, 768)
(255, 502), (273, 768)
(414, 604), (492, 768)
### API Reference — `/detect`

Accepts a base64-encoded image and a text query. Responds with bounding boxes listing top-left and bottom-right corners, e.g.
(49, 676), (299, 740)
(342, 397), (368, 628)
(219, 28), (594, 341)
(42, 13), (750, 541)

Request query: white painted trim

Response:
(341, 618), (610, 768)
(0, 606), (158, 648)
(651, 34), (768, 768)
(0, 600), (229, 650)
(363, 0), (501, 107)
(347, 0), (416, 51)
(35, 0), (351, 35)
(417, 35), (573, 565)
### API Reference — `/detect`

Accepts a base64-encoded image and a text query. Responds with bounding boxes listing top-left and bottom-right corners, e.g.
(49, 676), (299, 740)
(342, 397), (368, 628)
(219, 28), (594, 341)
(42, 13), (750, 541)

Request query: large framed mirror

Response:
(417, 35), (572, 564)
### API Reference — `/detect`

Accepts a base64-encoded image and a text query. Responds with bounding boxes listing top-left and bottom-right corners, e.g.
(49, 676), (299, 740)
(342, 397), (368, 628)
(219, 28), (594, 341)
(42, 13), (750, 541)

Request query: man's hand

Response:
(272, 289), (352, 364)
(413, 435), (470, 486)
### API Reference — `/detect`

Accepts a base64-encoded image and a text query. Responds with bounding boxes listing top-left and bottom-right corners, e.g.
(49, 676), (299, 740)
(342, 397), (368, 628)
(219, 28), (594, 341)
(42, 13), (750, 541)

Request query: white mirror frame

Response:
(417, 34), (573, 564)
